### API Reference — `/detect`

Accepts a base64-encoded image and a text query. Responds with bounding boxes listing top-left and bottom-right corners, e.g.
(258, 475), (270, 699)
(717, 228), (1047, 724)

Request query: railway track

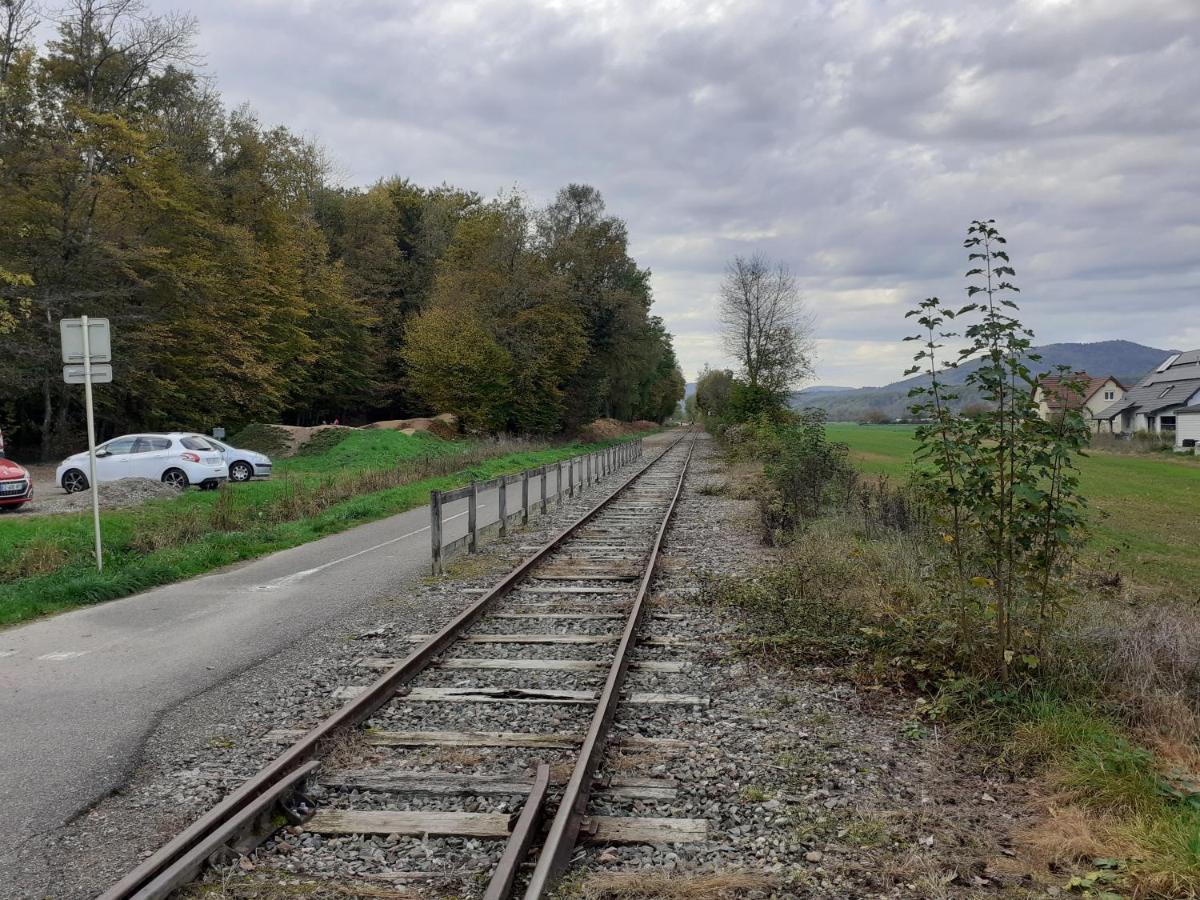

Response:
(103, 429), (701, 899)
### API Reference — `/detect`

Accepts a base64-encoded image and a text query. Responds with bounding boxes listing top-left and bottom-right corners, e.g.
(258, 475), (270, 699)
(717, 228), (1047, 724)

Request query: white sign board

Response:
(60, 317), (112, 364)
(63, 364), (113, 384)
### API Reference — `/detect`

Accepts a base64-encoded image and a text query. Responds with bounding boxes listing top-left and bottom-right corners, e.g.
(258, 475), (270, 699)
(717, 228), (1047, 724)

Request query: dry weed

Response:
(319, 730), (380, 771)
(1016, 803), (1136, 869)
(1, 537), (70, 579)
(1067, 595), (1200, 743)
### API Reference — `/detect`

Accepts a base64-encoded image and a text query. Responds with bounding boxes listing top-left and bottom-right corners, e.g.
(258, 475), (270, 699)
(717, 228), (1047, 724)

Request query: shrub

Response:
(752, 409), (857, 542)
(904, 220), (1091, 681)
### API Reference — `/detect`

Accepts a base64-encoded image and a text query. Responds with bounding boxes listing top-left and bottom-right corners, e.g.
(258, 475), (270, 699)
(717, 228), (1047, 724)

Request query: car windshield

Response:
(208, 439), (230, 451)
(180, 436), (216, 451)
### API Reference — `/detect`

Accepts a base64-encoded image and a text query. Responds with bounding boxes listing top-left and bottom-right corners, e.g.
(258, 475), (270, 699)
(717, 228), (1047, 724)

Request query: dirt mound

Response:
(271, 424), (353, 456)
(24, 478), (180, 516)
(228, 423), (354, 458)
(577, 418), (661, 442)
(365, 413), (459, 440)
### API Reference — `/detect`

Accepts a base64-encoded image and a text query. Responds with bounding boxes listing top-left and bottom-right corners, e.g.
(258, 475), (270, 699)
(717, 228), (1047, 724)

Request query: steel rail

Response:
(102, 428), (692, 900)
(522, 433), (696, 898)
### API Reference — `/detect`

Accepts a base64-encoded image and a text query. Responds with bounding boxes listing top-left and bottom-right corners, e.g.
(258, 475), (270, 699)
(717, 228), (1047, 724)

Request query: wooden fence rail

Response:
(429, 438), (644, 574)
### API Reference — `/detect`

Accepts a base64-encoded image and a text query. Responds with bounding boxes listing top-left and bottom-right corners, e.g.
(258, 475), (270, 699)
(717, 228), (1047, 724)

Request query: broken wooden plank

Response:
(335, 685), (703, 704)
(306, 810), (511, 839)
(488, 612), (624, 620)
(319, 771), (677, 801)
(405, 687), (597, 704)
(402, 633), (619, 644)
(321, 771), (535, 796)
(360, 657), (686, 674)
(584, 816), (709, 845)
(371, 730), (582, 749)
(515, 585), (628, 594)
(530, 574), (640, 581)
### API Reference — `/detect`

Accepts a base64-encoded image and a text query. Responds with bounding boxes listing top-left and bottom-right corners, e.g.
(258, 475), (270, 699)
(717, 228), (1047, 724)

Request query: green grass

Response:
(827, 423), (1200, 592)
(0, 430), (648, 627)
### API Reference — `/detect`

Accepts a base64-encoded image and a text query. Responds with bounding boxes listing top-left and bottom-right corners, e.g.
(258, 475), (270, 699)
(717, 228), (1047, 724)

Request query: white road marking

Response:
(36, 651), (90, 661)
(0, 650), (17, 659)
(254, 510), (470, 591)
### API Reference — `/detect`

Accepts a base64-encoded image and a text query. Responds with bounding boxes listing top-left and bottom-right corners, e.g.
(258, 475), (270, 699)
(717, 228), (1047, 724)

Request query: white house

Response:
(1094, 350), (1200, 449)
(1032, 373), (1126, 432)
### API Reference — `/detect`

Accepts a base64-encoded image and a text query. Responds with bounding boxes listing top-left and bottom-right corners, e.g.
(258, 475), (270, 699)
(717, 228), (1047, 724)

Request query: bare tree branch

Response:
(0, 0), (39, 81)
(719, 252), (814, 397)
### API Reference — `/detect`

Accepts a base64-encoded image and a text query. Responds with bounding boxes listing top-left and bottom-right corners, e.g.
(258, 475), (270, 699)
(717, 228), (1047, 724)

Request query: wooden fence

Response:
(429, 438), (644, 574)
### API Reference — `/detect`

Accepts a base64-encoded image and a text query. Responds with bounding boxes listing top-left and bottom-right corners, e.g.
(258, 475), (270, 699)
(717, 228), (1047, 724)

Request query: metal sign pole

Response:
(81, 315), (103, 572)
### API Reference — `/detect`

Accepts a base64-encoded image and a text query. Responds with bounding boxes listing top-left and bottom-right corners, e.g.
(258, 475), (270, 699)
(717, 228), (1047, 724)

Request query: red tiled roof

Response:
(1037, 373), (1124, 411)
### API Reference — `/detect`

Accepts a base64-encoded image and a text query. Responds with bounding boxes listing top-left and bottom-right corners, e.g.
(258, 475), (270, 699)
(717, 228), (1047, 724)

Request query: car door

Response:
(130, 436), (172, 478)
(95, 437), (136, 482)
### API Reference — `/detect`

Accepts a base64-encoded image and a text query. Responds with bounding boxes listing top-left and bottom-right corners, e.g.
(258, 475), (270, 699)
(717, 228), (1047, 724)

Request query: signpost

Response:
(60, 316), (111, 572)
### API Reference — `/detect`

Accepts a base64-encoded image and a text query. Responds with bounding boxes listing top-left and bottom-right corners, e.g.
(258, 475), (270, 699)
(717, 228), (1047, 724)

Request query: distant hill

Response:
(793, 340), (1176, 421)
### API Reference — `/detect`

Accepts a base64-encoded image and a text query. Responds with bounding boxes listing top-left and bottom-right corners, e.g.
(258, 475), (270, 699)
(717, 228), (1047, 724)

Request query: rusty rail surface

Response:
(102, 427), (693, 900)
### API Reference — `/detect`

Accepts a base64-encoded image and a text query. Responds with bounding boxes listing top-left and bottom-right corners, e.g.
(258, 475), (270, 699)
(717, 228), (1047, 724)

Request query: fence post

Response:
(557, 461), (564, 508)
(586, 452), (592, 485)
(468, 480), (478, 553)
(430, 489), (442, 575)
(498, 475), (507, 537)
(522, 469), (530, 524)
(568, 457), (574, 498)
(540, 465), (548, 514)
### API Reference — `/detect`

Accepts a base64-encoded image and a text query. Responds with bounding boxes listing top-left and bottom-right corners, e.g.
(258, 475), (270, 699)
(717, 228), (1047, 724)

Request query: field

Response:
(827, 423), (1200, 592)
(0, 430), (646, 627)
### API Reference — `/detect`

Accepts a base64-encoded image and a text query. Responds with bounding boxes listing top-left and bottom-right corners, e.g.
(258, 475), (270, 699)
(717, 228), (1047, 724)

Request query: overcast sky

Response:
(142, 0), (1198, 387)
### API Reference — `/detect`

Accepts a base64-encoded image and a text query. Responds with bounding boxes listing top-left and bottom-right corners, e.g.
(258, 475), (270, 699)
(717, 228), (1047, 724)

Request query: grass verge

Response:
(0, 430), (650, 627)
(825, 423), (1200, 593)
(704, 451), (1200, 896)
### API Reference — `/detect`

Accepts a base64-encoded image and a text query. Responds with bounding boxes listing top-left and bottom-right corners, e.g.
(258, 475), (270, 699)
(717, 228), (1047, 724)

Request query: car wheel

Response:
(62, 469), (88, 493)
(229, 461), (253, 483)
(161, 468), (189, 490)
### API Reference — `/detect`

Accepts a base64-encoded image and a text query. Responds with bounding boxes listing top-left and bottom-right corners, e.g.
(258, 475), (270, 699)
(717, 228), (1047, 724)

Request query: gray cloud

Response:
(148, 0), (1200, 386)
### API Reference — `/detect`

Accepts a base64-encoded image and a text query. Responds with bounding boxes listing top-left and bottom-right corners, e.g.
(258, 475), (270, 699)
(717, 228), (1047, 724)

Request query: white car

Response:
(57, 433), (228, 493)
(206, 437), (273, 483)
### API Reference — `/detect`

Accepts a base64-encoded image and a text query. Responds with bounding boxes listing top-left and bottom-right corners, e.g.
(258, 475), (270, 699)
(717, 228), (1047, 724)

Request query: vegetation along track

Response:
(103, 429), (699, 899)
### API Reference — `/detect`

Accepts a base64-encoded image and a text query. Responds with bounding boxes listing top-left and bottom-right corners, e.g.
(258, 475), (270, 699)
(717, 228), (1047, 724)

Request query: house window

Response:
(1104, 390), (1114, 400)
(1161, 416), (1177, 432)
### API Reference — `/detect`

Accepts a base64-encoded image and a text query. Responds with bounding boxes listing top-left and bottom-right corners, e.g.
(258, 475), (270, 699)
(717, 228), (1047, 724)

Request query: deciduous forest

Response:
(0, 1), (684, 457)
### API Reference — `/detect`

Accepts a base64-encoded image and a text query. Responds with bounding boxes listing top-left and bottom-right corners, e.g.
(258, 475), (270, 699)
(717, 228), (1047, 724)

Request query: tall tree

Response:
(719, 254), (814, 402)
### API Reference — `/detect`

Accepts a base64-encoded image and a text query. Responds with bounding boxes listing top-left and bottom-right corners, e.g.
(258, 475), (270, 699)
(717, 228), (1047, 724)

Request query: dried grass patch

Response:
(319, 731), (379, 771)
(1016, 803), (1136, 869)
(572, 870), (776, 899)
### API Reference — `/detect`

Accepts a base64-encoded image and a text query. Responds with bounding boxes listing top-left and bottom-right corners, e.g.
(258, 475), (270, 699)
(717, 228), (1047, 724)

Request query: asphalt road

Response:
(0, 471), (566, 856)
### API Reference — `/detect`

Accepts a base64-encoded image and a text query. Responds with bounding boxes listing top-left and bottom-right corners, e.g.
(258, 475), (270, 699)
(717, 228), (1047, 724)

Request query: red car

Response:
(0, 455), (33, 510)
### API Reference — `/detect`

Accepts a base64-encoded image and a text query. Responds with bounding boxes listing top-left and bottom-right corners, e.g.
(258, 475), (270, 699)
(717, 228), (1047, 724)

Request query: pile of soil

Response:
(230, 424), (355, 458)
(363, 413), (458, 440)
(22, 478), (179, 516)
(577, 417), (661, 442)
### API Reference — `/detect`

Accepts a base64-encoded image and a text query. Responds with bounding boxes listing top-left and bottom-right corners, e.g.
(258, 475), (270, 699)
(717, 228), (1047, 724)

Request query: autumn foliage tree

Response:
(0, 4), (684, 454)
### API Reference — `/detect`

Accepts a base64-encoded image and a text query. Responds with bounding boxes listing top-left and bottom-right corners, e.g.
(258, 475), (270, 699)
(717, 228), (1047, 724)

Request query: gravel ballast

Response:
(6, 432), (1033, 898)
